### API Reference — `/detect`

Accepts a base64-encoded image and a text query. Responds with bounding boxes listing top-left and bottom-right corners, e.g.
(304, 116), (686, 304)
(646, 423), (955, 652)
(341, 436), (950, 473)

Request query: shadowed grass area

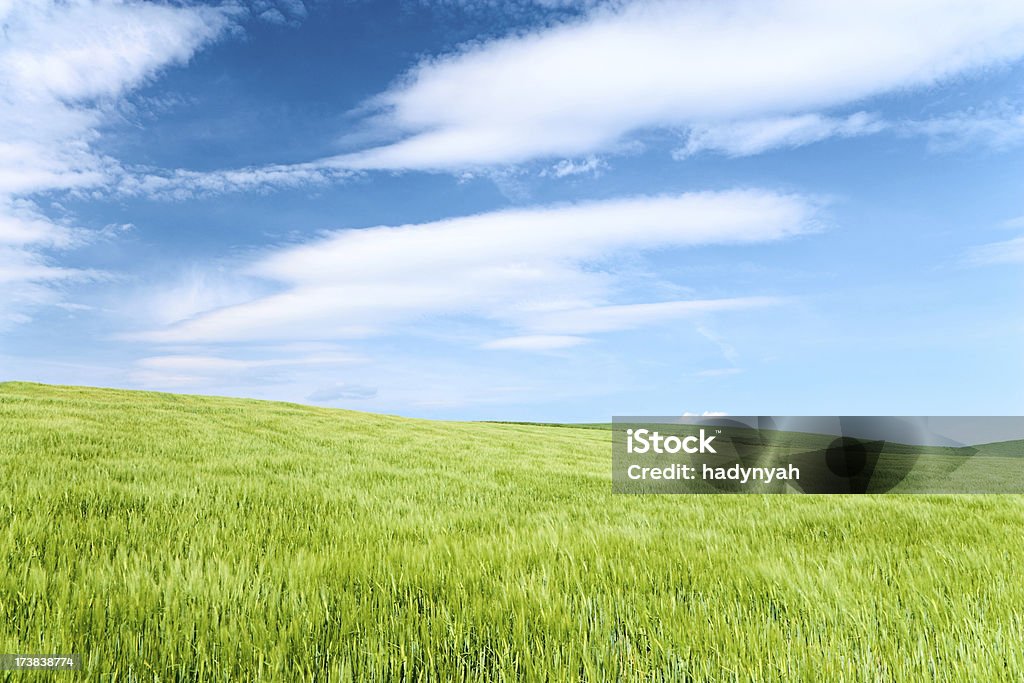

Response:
(1, 381), (1023, 681)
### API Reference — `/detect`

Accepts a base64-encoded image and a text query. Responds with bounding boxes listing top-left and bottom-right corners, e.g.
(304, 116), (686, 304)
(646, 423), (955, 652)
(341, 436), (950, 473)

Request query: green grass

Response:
(2, 381), (1024, 681)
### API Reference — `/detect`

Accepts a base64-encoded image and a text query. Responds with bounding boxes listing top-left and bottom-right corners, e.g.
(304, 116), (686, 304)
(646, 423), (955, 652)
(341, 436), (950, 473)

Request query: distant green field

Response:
(2, 382), (1024, 681)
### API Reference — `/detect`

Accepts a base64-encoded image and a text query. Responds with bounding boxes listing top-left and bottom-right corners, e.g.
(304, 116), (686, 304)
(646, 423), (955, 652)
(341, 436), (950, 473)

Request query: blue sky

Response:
(1, 0), (1023, 420)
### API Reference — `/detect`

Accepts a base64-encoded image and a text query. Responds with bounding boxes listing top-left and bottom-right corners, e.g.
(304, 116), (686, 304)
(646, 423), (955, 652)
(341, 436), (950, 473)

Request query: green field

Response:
(2, 382), (1024, 681)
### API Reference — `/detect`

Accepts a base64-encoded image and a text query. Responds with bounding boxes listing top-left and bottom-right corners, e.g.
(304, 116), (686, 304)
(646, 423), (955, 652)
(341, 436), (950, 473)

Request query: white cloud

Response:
(307, 383), (377, 402)
(481, 335), (589, 350)
(276, 0), (308, 20)
(909, 105), (1024, 151)
(675, 103), (1024, 159)
(0, 0), (235, 323)
(251, 0), (307, 26)
(118, 163), (355, 200)
(967, 235), (1024, 265)
(0, 198), (76, 248)
(130, 350), (363, 387)
(0, 244), (98, 326)
(258, 9), (289, 25)
(541, 156), (608, 177)
(1, 2), (230, 104)
(330, 0), (1024, 170)
(137, 352), (362, 373)
(96, 1), (1024, 194)
(112, 266), (268, 332)
(521, 297), (782, 335)
(695, 323), (739, 365)
(129, 189), (817, 344)
(677, 112), (888, 158)
(416, 0), (613, 12)
(0, 199), (102, 326)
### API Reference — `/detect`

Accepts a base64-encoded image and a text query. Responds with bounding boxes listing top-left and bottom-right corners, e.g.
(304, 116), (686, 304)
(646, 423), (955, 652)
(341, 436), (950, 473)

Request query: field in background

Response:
(2, 382), (1023, 681)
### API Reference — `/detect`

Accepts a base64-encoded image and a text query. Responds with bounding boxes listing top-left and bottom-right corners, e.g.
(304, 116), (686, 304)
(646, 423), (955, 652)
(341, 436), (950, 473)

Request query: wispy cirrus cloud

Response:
(518, 297), (783, 336)
(967, 235), (1024, 265)
(0, 0), (237, 324)
(128, 100), (1024, 197)
(539, 156), (608, 178)
(677, 104), (1024, 159)
(481, 335), (590, 351)
(909, 104), (1024, 152)
(325, 0), (1024, 170)
(0, 0), (235, 197)
(128, 346), (364, 392)
(91, 1), (1024, 198)
(117, 163), (355, 201)
(676, 112), (888, 159)
(128, 189), (817, 346)
(253, 0), (309, 26)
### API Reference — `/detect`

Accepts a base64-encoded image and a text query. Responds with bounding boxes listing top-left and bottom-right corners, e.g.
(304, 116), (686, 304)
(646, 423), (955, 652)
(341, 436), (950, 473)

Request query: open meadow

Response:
(2, 382), (1024, 681)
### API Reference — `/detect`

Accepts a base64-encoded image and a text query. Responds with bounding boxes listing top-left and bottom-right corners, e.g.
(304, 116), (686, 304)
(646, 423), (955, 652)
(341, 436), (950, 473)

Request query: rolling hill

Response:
(2, 381), (1023, 681)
